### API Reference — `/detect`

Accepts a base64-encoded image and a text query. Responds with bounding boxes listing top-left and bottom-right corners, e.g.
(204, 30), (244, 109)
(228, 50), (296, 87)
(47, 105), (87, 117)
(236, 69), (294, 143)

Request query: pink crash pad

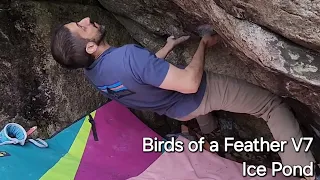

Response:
(129, 136), (300, 180)
(75, 101), (163, 180)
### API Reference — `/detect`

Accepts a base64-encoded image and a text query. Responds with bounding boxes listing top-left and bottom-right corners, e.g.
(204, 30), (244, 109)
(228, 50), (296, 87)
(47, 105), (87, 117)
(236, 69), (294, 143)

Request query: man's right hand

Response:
(201, 34), (220, 48)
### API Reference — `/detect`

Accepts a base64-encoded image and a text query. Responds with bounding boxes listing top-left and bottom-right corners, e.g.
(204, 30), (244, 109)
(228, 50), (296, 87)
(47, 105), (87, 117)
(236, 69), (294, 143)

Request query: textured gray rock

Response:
(172, 0), (320, 142)
(0, 0), (135, 137)
(97, 0), (208, 37)
(212, 0), (320, 52)
(174, 0), (320, 115)
(0, 0), (10, 9)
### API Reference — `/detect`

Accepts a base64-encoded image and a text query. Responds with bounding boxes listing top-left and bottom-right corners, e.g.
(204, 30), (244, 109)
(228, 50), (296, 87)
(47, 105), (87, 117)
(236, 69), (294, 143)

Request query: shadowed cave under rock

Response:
(0, 0), (320, 167)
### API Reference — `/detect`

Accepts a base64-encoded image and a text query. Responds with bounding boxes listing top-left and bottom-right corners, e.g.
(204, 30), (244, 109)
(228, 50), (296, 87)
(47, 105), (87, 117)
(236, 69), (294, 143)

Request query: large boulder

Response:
(98, 0), (320, 163)
(212, 0), (320, 52)
(172, 0), (320, 154)
(0, 0), (135, 137)
(1, 0), (319, 166)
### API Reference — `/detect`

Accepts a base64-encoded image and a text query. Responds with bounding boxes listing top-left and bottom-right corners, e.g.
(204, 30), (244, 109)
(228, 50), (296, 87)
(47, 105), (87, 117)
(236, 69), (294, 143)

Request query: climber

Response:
(50, 17), (318, 180)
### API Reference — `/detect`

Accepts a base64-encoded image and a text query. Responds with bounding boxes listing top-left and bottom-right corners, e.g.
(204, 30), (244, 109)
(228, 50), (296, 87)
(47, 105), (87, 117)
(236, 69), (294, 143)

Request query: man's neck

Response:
(93, 42), (111, 59)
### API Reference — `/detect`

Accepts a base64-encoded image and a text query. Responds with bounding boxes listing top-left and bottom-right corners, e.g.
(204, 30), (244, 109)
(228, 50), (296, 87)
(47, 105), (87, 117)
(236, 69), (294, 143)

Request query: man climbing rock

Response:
(50, 17), (318, 180)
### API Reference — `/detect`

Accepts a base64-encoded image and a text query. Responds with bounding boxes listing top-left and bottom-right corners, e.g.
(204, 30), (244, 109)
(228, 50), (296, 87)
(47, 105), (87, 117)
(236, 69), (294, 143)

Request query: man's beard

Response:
(96, 26), (106, 45)
(91, 20), (106, 45)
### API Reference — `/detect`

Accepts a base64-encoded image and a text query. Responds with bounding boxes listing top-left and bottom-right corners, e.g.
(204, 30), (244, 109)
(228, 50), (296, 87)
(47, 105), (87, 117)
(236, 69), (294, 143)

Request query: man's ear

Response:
(85, 42), (98, 54)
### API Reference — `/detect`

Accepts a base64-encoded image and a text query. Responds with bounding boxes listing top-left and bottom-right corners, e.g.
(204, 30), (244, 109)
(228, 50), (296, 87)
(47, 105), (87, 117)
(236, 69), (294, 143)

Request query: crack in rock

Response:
(0, 29), (10, 42)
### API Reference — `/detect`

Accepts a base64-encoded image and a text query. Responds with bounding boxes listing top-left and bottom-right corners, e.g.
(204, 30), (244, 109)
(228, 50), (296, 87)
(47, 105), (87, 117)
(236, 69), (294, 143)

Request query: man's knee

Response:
(265, 97), (302, 141)
(269, 97), (294, 118)
(259, 94), (288, 120)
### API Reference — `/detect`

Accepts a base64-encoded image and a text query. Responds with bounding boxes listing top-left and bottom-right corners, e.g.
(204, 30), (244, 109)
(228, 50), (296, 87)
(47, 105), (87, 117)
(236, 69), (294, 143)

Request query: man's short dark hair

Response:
(50, 24), (94, 69)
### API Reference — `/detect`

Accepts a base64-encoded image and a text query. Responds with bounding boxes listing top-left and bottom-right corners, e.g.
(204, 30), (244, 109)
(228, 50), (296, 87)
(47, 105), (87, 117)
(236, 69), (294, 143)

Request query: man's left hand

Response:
(166, 35), (190, 49)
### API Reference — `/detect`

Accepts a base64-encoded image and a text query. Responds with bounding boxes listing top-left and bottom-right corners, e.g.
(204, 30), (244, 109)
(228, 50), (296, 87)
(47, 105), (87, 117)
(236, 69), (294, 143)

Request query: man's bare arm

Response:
(155, 43), (173, 59)
(159, 34), (220, 94)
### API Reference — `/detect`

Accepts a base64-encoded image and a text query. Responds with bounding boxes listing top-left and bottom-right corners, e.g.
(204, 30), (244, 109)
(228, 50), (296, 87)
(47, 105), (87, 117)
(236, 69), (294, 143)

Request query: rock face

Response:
(1, 0), (320, 167)
(0, 0), (135, 137)
(213, 0), (320, 52)
(173, 0), (320, 134)
(98, 0), (320, 163)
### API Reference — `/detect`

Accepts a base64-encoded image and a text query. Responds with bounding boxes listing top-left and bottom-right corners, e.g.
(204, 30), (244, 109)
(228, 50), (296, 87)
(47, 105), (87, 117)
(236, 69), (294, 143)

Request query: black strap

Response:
(88, 114), (99, 141)
(314, 163), (320, 180)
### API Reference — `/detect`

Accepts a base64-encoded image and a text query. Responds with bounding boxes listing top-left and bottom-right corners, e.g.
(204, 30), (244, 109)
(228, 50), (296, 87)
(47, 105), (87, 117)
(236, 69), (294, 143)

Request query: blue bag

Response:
(0, 123), (48, 148)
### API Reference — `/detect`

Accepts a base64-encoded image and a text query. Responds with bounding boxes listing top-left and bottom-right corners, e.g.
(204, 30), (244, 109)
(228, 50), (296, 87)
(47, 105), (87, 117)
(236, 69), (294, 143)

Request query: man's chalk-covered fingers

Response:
(175, 35), (190, 44)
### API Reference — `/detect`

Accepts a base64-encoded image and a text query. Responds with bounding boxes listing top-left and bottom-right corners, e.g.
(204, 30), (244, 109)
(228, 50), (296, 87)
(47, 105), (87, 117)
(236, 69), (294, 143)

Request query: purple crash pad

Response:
(75, 101), (162, 180)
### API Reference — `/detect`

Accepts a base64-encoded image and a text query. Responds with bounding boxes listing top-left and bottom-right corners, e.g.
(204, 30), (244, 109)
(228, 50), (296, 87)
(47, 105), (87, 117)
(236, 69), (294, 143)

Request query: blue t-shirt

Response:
(84, 44), (206, 119)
